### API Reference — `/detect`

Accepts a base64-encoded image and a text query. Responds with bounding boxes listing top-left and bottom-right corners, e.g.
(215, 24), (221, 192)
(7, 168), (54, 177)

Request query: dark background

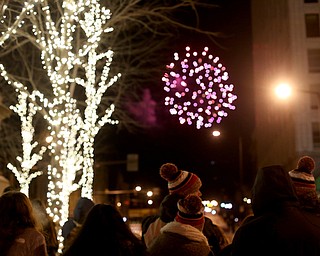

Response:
(96, 0), (254, 203)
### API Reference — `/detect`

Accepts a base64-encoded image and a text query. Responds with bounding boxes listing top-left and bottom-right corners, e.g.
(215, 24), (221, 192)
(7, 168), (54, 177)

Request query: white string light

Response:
(6, 90), (46, 195)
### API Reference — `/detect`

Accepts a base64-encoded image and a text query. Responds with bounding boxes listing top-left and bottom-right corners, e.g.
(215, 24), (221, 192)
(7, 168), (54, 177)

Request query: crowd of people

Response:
(0, 156), (320, 255)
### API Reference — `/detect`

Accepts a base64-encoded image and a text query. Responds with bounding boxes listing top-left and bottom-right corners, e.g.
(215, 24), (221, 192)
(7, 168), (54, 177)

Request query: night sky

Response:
(97, 0), (254, 203)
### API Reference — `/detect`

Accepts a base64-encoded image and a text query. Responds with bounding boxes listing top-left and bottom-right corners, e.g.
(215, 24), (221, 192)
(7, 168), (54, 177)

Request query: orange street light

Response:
(275, 83), (292, 100)
(212, 130), (221, 137)
(275, 83), (320, 102)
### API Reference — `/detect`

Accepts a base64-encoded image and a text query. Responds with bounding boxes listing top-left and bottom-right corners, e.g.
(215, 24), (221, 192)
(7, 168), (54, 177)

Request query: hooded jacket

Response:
(232, 165), (320, 256)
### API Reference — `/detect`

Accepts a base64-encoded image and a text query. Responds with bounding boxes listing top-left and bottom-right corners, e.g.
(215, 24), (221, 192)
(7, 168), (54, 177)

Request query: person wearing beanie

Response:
(142, 163), (229, 254)
(231, 165), (320, 256)
(159, 163), (202, 196)
(147, 195), (212, 256)
(289, 156), (320, 211)
(175, 194), (206, 231)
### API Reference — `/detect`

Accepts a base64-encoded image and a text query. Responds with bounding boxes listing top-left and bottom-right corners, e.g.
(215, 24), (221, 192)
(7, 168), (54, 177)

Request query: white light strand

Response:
(0, 0), (41, 46)
(7, 90), (46, 196)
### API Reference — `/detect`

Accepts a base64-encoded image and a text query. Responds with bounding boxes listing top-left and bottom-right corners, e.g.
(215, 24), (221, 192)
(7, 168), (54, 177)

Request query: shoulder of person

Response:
(141, 215), (159, 234)
(13, 228), (46, 254)
(22, 228), (45, 239)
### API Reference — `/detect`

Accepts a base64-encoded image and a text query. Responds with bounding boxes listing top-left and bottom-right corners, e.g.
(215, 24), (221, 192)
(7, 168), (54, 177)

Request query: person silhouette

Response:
(148, 194), (213, 256)
(32, 198), (58, 256)
(0, 191), (47, 255)
(289, 156), (320, 211)
(231, 165), (320, 256)
(63, 204), (147, 256)
(142, 163), (229, 254)
(62, 197), (94, 251)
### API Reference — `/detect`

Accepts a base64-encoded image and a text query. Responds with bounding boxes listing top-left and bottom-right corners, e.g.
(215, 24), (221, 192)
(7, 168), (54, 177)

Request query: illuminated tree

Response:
(0, 0), (218, 251)
(163, 46), (237, 129)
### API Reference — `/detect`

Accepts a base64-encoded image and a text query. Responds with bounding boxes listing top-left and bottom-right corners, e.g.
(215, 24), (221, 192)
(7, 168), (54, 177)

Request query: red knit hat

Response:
(289, 156), (318, 207)
(160, 163), (202, 197)
(175, 195), (205, 231)
(297, 156), (315, 173)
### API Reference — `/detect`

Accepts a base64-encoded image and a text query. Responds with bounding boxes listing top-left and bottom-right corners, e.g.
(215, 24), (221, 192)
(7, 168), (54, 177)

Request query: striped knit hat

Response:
(289, 156), (318, 208)
(160, 163), (202, 197)
(175, 195), (205, 231)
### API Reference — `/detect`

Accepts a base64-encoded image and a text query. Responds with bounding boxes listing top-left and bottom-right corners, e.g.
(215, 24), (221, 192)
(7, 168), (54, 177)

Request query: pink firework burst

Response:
(162, 46), (237, 129)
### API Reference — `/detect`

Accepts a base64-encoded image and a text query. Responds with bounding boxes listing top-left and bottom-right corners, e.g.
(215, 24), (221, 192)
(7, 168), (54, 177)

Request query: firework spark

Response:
(162, 46), (237, 129)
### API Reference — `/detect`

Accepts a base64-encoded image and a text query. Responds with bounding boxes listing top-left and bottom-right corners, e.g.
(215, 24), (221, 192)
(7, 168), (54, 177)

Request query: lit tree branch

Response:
(7, 90), (46, 195)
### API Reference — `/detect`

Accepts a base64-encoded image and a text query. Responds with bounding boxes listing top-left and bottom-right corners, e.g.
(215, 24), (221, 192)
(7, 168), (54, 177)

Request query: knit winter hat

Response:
(175, 195), (205, 231)
(289, 156), (318, 208)
(160, 163), (202, 197)
(297, 156), (315, 173)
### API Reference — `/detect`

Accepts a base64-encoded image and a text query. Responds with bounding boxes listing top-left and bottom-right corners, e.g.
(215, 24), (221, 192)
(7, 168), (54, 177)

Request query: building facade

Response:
(251, 0), (320, 175)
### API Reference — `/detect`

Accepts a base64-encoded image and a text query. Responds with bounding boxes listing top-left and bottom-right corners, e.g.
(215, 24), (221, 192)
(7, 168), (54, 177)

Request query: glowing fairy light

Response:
(162, 46), (237, 129)
(1, 1), (120, 252)
(6, 90), (46, 196)
(0, 0), (39, 46)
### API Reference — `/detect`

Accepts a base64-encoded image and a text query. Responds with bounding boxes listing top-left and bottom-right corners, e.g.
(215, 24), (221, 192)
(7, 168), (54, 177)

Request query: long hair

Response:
(0, 191), (39, 254)
(32, 198), (58, 256)
(63, 204), (146, 256)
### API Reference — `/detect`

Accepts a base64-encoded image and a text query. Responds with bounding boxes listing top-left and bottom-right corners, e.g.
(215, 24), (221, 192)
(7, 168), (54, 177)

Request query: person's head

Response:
(0, 191), (38, 230)
(160, 163), (202, 197)
(64, 204), (142, 255)
(79, 204), (131, 236)
(252, 165), (298, 216)
(175, 194), (205, 231)
(159, 193), (183, 222)
(31, 198), (50, 228)
(73, 197), (94, 224)
(3, 186), (16, 193)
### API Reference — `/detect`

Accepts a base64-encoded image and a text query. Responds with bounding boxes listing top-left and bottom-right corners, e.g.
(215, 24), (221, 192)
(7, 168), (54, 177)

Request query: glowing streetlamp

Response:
(274, 83), (320, 106)
(273, 83), (320, 166)
(275, 83), (292, 99)
(212, 130), (221, 137)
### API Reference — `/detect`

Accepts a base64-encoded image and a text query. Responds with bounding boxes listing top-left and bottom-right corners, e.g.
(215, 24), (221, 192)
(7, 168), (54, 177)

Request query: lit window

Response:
(312, 122), (320, 149)
(308, 49), (320, 73)
(305, 14), (320, 37)
(309, 84), (320, 109)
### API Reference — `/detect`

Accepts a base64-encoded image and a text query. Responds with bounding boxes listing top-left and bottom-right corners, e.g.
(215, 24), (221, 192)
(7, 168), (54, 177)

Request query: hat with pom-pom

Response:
(175, 194), (205, 231)
(289, 156), (318, 208)
(296, 156), (315, 173)
(160, 163), (202, 196)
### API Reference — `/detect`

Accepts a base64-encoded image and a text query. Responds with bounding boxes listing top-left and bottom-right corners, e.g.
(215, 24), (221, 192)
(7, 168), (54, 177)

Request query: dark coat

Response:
(62, 197), (94, 252)
(62, 197), (95, 240)
(231, 165), (320, 256)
